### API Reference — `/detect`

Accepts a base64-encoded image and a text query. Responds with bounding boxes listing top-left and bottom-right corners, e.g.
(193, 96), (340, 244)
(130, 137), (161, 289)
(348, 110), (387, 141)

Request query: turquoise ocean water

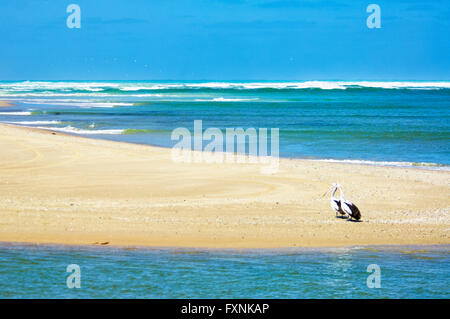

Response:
(0, 81), (449, 168)
(0, 243), (448, 299)
(0, 81), (449, 298)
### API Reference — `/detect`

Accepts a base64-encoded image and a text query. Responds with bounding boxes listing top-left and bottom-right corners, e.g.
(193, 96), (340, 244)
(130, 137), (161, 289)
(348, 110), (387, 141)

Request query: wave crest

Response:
(1, 81), (450, 97)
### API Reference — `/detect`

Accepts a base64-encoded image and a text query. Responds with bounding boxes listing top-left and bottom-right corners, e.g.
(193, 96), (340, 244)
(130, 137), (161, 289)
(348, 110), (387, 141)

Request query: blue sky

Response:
(1, 0), (449, 80)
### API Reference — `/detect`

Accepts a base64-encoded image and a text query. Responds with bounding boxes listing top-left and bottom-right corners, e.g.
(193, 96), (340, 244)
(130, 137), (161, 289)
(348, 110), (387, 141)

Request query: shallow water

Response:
(0, 243), (448, 299)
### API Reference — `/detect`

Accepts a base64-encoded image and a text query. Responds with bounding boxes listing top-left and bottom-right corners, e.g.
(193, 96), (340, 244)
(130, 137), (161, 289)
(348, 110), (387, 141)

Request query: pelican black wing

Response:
(349, 203), (361, 220)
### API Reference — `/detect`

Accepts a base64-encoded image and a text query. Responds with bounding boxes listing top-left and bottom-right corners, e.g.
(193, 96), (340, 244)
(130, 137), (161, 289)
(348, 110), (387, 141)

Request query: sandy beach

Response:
(0, 122), (449, 248)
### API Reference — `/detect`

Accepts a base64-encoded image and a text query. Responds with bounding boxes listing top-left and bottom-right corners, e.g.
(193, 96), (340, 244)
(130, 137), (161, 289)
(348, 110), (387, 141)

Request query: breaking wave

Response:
(1, 81), (450, 97)
(310, 158), (450, 171)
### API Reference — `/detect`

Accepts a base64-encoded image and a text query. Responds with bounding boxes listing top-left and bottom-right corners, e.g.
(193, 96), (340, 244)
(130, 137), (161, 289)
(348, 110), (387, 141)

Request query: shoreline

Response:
(1, 240), (449, 252)
(1, 99), (448, 172)
(0, 119), (449, 249)
(0, 126), (448, 173)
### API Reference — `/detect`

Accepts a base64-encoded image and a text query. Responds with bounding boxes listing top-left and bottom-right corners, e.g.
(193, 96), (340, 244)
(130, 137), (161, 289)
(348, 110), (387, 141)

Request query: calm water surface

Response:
(0, 243), (448, 299)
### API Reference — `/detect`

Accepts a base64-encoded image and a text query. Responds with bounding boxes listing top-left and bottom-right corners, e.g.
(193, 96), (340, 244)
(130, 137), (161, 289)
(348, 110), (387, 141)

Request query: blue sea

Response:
(0, 243), (448, 299)
(0, 81), (449, 168)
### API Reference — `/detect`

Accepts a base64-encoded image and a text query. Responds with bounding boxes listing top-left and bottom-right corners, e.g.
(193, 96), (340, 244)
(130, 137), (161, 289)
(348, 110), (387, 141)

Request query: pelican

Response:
(323, 183), (346, 218)
(337, 184), (361, 221)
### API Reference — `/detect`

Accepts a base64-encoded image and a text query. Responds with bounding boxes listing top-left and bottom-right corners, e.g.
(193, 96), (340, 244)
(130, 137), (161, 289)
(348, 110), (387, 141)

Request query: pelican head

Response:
(323, 182), (340, 197)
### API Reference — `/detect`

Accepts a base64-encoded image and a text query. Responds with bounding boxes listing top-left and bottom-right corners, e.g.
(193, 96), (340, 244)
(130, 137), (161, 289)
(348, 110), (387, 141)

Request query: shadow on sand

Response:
(346, 219), (363, 223)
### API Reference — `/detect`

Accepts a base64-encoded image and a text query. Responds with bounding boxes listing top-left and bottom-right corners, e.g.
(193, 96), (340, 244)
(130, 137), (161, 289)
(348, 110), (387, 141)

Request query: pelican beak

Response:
(322, 185), (335, 197)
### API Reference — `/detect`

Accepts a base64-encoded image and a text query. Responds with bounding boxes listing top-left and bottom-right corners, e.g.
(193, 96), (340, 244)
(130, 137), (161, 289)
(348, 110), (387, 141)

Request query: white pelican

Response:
(323, 183), (346, 218)
(337, 184), (361, 221)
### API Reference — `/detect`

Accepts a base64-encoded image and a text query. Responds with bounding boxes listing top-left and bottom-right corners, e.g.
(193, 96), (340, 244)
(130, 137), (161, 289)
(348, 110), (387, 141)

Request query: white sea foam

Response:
(0, 93), (118, 97)
(0, 93), (166, 98)
(19, 100), (132, 108)
(0, 81), (120, 91)
(0, 112), (32, 116)
(5, 120), (61, 125)
(119, 86), (150, 91)
(157, 81), (450, 90)
(35, 126), (124, 135)
(1, 81), (450, 96)
(194, 97), (259, 102)
(310, 158), (450, 171)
